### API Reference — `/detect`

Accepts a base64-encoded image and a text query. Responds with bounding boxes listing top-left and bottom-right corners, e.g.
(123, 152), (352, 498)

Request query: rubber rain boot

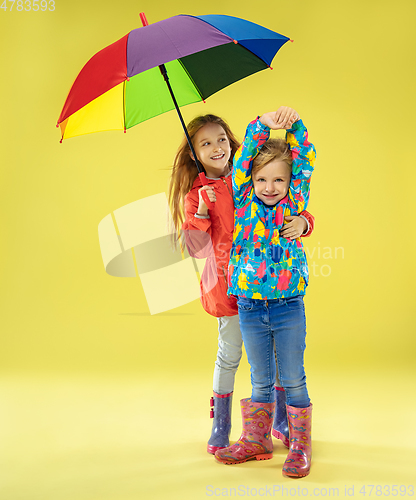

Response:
(215, 398), (274, 465)
(282, 403), (313, 478)
(207, 392), (233, 454)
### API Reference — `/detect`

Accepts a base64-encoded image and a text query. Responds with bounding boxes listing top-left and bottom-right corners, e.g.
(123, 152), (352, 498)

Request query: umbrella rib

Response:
(177, 58), (205, 102)
(157, 25), (183, 61)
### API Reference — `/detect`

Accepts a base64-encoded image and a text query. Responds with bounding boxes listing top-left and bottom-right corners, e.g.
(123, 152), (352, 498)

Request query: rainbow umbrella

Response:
(57, 13), (290, 204)
(57, 13), (290, 142)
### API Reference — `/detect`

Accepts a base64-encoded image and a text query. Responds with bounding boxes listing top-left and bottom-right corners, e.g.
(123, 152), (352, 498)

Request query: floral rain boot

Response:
(207, 392), (233, 454)
(215, 398), (274, 465)
(271, 386), (289, 448)
(282, 403), (313, 478)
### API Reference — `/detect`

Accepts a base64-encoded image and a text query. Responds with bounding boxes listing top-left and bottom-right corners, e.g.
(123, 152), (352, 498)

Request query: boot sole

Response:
(282, 469), (310, 478)
(215, 453), (273, 465)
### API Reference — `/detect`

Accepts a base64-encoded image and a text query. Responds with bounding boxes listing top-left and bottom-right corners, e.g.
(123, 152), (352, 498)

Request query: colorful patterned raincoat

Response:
(228, 118), (316, 300)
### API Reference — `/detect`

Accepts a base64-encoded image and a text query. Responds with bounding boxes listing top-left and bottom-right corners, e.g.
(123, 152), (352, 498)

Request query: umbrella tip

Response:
(140, 12), (149, 27)
(56, 123), (59, 128)
(290, 39), (294, 43)
(124, 128), (127, 133)
(268, 66), (273, 70)
(233, 39), (238, 44)
(60, 138), (63, 143)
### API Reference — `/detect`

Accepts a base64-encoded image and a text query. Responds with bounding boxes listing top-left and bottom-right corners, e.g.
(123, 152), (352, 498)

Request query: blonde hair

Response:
(252, 138), (293, 176)
(168, 115), (239, 243)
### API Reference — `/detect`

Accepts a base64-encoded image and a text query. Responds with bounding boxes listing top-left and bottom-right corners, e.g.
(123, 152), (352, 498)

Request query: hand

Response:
(260, 106), (300, 130)
(197, 185), (216, 214)
(279, 216), (307, 240)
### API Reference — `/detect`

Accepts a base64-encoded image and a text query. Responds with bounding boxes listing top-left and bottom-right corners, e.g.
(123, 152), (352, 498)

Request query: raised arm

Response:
(233, 106), (315, 212)
(232, 119), (270, 208)
(286, 120), (316, 213)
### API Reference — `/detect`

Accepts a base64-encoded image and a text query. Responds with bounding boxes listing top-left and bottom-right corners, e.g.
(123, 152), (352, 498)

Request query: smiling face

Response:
(252, 160), (291, 205)
(191, 123), (232, 178)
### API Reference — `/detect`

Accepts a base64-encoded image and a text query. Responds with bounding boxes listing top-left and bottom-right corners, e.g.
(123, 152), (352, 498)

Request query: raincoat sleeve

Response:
(182, 191), (213, 259)
(232, 118), (270, 208)
(300, 210), (315, 237)
(286, 119), (316, 213)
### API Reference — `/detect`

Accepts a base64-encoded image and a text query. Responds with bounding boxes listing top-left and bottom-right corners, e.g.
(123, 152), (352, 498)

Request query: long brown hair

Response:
(168, 114), (240, 243)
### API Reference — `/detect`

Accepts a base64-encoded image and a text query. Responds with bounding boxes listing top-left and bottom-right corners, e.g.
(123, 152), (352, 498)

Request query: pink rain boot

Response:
(215, 398), (274, 465)
(282, 403), (312, 478)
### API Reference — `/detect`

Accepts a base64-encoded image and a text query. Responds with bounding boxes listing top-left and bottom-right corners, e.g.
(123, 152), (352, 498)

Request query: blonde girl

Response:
(168, 113), (314, 454)
(214, 106), (316, 478)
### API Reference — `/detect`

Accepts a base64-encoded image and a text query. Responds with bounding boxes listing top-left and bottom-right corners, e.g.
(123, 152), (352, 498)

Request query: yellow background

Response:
(1, 0), (415, 498)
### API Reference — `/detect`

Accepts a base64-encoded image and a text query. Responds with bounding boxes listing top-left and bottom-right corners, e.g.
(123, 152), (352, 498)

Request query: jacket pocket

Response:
(238, 247), (266, 286)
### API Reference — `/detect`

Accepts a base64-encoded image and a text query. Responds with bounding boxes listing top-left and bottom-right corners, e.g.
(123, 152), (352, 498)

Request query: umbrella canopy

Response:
(57, 14), (290, 141)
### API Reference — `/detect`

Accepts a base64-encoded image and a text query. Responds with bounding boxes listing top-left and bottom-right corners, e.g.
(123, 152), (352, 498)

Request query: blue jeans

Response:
(237, 296), (310, 408)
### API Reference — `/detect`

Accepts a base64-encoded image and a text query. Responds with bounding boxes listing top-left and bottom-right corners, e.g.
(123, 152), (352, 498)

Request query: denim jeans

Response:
(237, 296), (310, 408)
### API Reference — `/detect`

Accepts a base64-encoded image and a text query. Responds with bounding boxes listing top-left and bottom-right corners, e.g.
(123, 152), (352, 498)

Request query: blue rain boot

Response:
(207, 391), (233, 454)
(272, 386), (289, 448)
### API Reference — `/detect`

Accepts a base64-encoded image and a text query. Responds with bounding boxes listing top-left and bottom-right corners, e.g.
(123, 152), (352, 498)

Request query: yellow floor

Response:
(1, 367), (415, 500)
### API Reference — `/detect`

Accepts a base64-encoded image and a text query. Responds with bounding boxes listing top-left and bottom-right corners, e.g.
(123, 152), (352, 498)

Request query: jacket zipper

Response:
(221, 265), (228, 284)
(222, 177), (232, 198)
